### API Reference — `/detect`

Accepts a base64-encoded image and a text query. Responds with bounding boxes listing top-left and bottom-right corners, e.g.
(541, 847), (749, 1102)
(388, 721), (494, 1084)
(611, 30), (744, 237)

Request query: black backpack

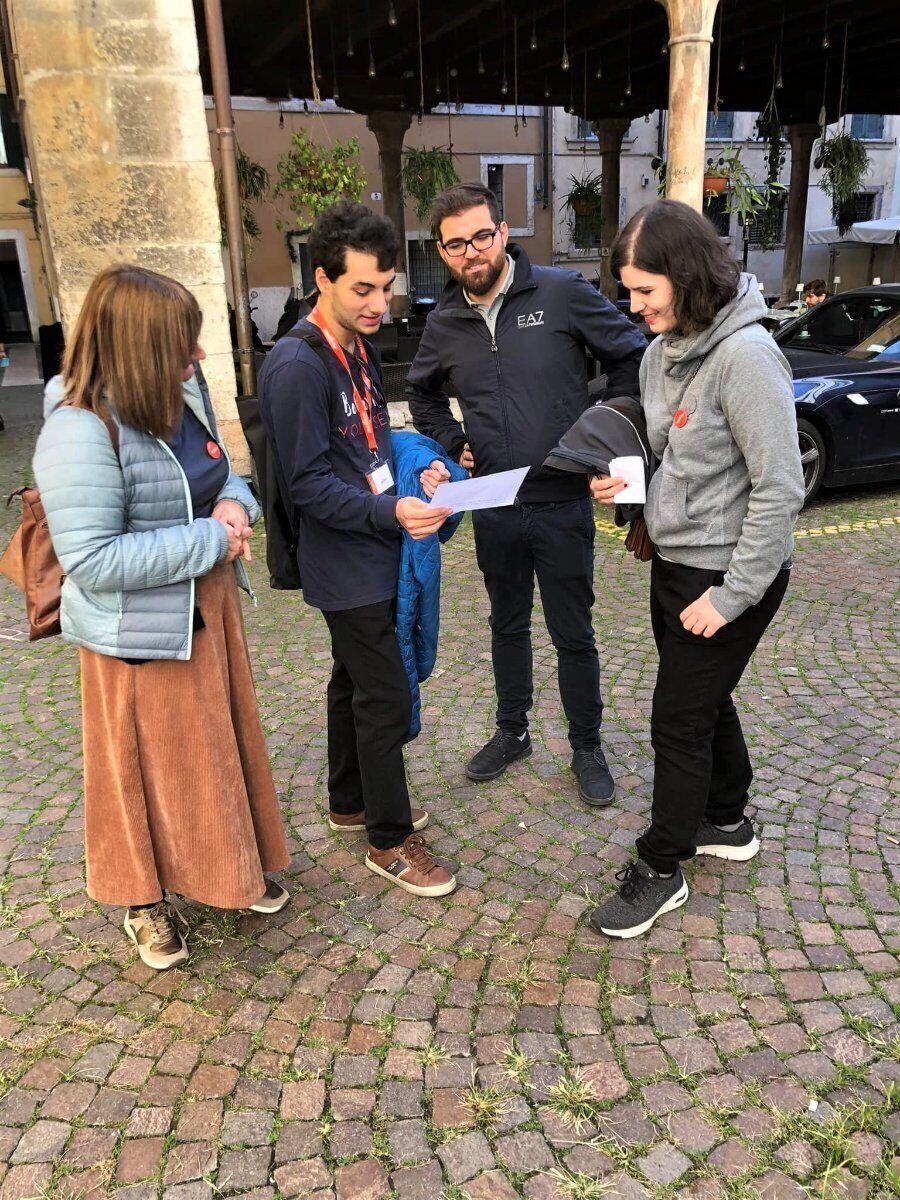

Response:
(237, 328), (333, 590)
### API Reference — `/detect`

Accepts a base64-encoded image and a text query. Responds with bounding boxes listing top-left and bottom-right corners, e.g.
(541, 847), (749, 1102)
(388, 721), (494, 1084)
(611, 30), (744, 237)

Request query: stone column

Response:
(366, 110), (412, 317)
(9, 0), (245, 467)
(780, 124), (820, 305)
(594, 117), (631, 299)
(656, 0), (720, 212)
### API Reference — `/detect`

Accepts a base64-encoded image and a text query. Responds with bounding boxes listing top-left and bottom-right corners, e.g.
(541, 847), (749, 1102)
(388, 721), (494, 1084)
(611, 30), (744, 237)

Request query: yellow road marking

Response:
(595, 514), (900, 543)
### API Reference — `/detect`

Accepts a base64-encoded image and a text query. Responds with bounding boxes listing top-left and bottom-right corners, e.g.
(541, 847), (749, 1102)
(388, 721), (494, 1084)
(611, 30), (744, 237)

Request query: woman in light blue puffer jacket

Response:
(33, 265), (290, 971)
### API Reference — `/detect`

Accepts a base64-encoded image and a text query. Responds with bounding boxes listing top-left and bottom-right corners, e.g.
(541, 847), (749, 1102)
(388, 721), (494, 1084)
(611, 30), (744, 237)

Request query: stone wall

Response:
(10, 0), (246, 467)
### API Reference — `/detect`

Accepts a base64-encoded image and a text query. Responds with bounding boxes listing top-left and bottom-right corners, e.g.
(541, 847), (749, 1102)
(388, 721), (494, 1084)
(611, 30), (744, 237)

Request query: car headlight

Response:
(792, 377), (852, 403)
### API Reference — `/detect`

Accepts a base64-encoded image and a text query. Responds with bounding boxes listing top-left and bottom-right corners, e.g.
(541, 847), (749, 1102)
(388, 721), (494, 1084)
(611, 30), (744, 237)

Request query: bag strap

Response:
(282, 328), (334, 374)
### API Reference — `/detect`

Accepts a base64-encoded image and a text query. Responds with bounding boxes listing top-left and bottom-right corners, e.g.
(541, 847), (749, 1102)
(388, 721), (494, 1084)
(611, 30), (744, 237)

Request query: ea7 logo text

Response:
(517, 311), (545, 328)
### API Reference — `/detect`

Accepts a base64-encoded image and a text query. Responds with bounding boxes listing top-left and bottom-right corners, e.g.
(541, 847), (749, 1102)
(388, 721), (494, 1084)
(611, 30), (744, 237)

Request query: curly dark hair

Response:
(431, 182), (502, 241)
(308, 201), (399, 282)
(611, 199), (740, 335)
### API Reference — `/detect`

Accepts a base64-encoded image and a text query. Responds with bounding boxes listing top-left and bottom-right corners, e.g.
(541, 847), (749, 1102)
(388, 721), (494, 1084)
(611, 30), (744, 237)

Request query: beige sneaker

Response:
(329, 807), (428, 833)
(366, 834), (456, 897)
(124, 900), (188, 971)
(249, 879), (290, 914)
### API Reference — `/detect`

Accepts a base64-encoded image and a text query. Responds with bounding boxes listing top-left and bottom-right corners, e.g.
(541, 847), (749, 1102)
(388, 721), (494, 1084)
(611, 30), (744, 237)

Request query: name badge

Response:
(366, 461), (395, 495)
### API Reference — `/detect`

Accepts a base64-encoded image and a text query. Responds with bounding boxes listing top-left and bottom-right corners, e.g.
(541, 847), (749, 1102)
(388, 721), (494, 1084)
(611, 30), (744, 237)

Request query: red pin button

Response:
(673, 408), (689, 429)
(206, 440), (222, 459)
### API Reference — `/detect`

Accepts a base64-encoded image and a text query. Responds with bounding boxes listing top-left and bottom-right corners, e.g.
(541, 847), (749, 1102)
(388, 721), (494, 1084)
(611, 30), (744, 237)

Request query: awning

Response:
(807, 217), (900, 246)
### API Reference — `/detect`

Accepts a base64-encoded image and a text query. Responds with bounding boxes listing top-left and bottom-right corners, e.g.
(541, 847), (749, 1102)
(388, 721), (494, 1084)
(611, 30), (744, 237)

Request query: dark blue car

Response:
(774, 285), (900, 501)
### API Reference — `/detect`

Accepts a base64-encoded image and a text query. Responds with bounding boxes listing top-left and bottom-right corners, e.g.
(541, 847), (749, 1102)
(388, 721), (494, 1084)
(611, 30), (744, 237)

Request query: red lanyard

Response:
(307, 308), (379, 457)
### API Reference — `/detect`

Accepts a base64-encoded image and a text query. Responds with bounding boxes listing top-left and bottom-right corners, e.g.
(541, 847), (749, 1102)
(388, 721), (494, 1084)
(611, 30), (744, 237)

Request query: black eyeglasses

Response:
(440, 227), (500, 258)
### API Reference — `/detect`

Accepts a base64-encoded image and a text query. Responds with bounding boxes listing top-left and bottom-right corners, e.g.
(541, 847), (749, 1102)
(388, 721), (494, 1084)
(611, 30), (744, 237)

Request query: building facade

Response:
(553, 109), (900, 296)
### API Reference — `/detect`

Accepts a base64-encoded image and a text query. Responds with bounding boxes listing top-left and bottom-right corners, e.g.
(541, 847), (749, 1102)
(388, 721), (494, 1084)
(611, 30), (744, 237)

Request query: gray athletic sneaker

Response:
(588, 859), (689, 939)
(694, 817), (760, 861)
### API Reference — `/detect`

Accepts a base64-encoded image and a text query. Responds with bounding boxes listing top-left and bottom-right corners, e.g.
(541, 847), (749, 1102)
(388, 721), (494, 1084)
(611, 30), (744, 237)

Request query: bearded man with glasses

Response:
(408, 182), (646, 806)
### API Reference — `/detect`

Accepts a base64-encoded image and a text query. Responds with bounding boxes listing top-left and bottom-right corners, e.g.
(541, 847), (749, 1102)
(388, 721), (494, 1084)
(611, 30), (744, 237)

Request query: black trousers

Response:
(472, 498), (602, 751)
(636, 556), (790, 873)
(322, 599), (414, 851)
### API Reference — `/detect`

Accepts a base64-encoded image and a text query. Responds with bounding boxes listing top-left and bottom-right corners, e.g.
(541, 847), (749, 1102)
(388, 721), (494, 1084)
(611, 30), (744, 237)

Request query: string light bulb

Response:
(561, 45), (570, 71)
(368, 42), (376, 77)
(388, 0), (397, 26)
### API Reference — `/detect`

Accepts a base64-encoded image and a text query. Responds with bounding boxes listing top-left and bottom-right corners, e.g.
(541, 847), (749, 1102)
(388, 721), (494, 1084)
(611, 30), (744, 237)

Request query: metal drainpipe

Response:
(542, 105), (552, 209)
(203, 0), (256, 396)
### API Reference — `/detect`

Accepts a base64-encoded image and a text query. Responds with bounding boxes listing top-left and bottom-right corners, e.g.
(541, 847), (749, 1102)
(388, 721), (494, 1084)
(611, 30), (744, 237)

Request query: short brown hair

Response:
(611, 199), (740, 335)
(62, 264), (201, 439)
(803, 279), (827, 297)
(431, 182), (501, 242)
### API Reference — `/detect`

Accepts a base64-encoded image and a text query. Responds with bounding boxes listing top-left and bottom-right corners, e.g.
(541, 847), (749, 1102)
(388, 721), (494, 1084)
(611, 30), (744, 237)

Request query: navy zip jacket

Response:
(407, 243), (647, 503)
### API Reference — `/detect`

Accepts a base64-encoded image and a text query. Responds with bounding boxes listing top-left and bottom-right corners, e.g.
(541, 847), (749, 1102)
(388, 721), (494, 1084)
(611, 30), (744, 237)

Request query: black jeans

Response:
(636, 556), (790, 874)
(322, 600), (414, 851)
(472, 498), (602, 751)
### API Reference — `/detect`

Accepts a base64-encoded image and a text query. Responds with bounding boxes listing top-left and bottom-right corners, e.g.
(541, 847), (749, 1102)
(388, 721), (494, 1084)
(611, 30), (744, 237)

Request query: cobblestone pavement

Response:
(0, 388), (898, 1200)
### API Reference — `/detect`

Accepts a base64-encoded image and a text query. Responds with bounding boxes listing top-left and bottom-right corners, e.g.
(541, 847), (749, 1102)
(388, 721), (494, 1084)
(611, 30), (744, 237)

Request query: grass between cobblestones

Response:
(0, 390), (898, 1199)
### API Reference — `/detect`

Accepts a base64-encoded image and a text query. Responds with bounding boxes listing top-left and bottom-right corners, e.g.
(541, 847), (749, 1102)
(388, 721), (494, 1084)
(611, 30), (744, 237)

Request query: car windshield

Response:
(845, 310), (900, 361)
(782, 295), (900, 358)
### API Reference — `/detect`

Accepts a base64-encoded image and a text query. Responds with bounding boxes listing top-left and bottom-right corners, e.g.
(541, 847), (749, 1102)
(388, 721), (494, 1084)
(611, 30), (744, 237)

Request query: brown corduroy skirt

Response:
(79, 563), (290, 909)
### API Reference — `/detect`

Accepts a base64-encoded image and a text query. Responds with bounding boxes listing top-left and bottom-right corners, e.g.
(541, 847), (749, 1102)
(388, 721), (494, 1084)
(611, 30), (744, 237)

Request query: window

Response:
(486, 163), (504, 219)
(576, 117), (597, 140)
(785, 297), (900, 354)
(407, 238), (450, 301)
(744, 195), (788, 247)
(706, 110), (734, 140)
(854, 192), (877, 222)
(571, 212), (602, 250)
(849, 114), (885, 141)
(0, 95), (25, 171)
(703, 194), (730, 237)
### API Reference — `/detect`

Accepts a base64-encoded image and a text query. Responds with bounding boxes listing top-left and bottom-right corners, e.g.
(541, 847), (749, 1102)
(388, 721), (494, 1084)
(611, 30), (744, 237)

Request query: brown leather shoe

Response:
(329, 807), (428, 833)
(366, 834), (456, 897)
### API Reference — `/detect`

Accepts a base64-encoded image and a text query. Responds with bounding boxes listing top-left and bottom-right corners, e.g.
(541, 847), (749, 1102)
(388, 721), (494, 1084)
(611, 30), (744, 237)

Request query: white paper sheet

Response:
(429, 466), (530, 514)
(608, 455), (646, 504)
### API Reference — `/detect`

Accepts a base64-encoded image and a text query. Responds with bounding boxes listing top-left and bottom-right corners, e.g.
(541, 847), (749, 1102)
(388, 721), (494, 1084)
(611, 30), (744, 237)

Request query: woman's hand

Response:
(396, 497), (453, 540)
(680, 587), (728, 638)
(419, 459), (451, 499)
(217, 518), (252, 563)
(459, 443), (475, 471)
(589, 475), (626, 505)
(212, 499), (250, 536)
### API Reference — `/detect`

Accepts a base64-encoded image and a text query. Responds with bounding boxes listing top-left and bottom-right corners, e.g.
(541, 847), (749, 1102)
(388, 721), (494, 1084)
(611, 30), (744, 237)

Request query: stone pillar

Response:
(366, 110), (412, 317)
(9, 0), (245, 467)
(594, 117), (631, 300)
(656, 0), (720, 212)
(780, 124), (820, 305)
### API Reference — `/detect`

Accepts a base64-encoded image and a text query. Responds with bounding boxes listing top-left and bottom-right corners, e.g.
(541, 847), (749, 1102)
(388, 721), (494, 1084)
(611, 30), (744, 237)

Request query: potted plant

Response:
(752, 113), (788, 251)
(215, 148), (269, 254)
(703, 156), (729, 197)
(273, 131), (367, 228)
(814, 131), (870, 236)
(401, 147), (459, 228)
(651, 156), (667, 198)
(564, 172), (603, 217)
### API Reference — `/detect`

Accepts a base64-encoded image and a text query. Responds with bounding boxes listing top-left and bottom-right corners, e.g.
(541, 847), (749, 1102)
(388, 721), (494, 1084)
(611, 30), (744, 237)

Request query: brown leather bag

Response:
(0, 488), (62, 640)
(0, 414), (119, 641)
(625, 513), (655, 562)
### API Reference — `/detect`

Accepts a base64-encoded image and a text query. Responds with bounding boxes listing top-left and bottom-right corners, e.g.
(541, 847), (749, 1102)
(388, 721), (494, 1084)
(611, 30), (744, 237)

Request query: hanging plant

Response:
(215, 148), (270, 254)
(752, 112), (788, 251)
(273, 131), (367, 229)
(651, 156), (667, 198)
(814, 131), (870, 236)
(401, 147), (459, 228)
(563, 171), (603, 217)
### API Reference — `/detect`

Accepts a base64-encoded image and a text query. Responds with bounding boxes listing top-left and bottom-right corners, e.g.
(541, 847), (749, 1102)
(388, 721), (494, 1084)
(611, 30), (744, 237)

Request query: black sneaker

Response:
(588, 860), (689, 939)
(572, 745), (615, 806)
(466, 730), (532, 781)
(694, 817), (760, 862)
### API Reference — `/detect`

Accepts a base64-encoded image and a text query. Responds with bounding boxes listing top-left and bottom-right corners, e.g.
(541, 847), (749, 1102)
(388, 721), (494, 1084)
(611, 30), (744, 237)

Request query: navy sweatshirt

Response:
(258, 319), (400, 612)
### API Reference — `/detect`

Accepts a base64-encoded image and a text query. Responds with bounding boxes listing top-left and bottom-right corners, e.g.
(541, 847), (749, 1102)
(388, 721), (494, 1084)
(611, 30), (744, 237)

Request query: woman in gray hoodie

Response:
(588, 199), (805, 939)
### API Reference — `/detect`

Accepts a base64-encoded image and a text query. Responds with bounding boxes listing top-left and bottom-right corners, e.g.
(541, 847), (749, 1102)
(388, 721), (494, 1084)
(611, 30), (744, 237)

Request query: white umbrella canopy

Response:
(807, 216), (900, 245)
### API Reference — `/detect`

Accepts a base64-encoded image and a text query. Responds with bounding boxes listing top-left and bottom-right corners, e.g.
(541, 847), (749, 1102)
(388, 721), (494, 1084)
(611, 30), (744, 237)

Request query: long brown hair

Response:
(62, 264), (201, 438)
(611, 199), (740, 335)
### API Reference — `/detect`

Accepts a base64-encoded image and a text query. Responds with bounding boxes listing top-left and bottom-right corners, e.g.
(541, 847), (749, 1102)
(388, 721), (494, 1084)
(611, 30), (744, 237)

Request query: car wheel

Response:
(797, 418), (826, 503)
